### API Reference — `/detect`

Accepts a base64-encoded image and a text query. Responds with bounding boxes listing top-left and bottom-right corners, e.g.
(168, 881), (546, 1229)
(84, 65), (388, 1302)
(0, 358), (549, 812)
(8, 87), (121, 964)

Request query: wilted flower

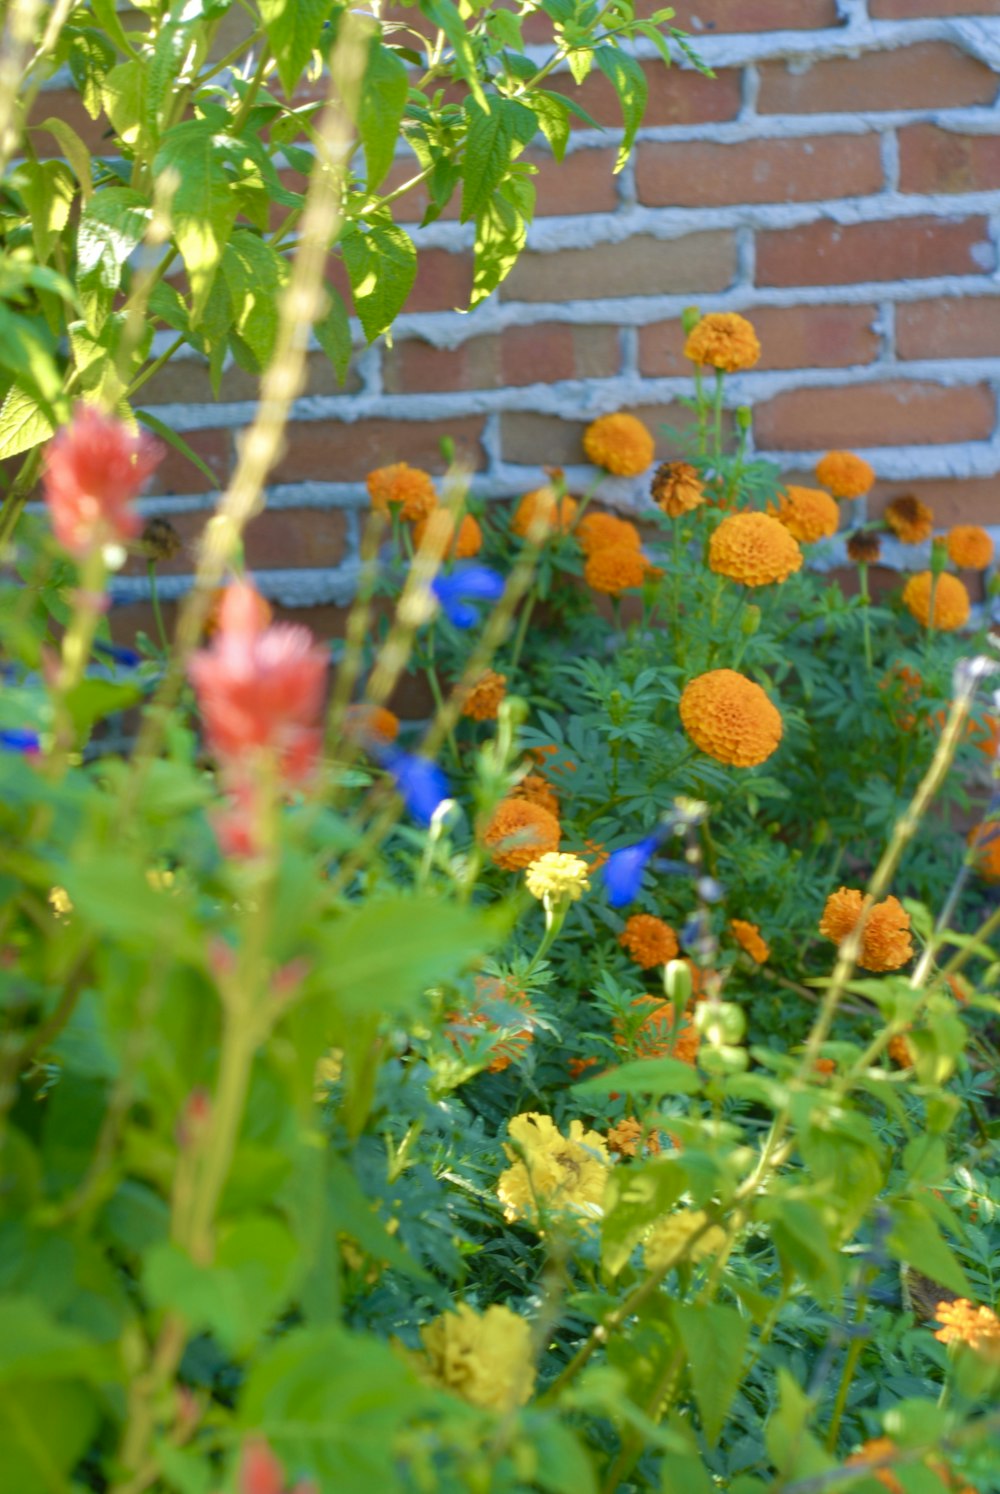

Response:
(679, 669), (783, 767)
(684, 312), (760, 372)
(709, 512), (803, 587)
(583, 412), (655, 477)
(43, 405), (162, 557)
(497, 1112), (609, 1223)
(968, 821), (1000, 881)
(902, 572), (970, 632)
(460, 669), (507, 721)
(815, 450), (874, 500)
(651, 460), (705, 517)
(141, 515), (183, 563)
(431, 565), (505, 629)
(417, 1304), (536, 1411)
(885, 494), (934, 545)
(847, 530), (882, 564)
(382, 749), (450, 826)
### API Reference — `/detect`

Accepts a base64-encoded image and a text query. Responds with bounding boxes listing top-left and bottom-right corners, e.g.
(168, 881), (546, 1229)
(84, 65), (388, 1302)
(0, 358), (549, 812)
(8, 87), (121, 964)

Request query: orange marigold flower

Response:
(461, 670), (507, 721)
(583, 838), (609, 871)
(567, 1055), (600, 1080)
(619, 913), (680, 969)
(972, 714), (999, 760)
(607, 1116), (661, 1158)
(902, 571), (970, 632)
(770, 486), (840, 544)
(885, 494), (934, 544)
(880, 663), (923, 733)
(366, 462), (438, 522)
(730, 918), (769, 964)
(585, 543), (649, 595)
(846, 1438), (904, 1494)
(343, 702), (400, 746)
(447, 978), (534, 1073)
(684, 312), (761, 373)
(708, 511), (803, 588)
(576, 510), (641, 556)
(651, 460), (706, 518)
(815, 450), (874, 500)
(813, 1057), (837, 1077)
(946, 524), (994, 570)
(412, 509), (482, 559)
(847, 530), (882, 564)
(513, 772), (559, 819)
(969, 822), (1000, 882)
(617, 996), (699, 1064)
(888, 1033), (915, 1068)
(511, 486), (578, 538)
(680, 669), (783, 768)
(483, 798), (561, 870)
(818, 887), (913, 972)
(934, 1298), (1000, 1357)
(583, 412), (655, 477)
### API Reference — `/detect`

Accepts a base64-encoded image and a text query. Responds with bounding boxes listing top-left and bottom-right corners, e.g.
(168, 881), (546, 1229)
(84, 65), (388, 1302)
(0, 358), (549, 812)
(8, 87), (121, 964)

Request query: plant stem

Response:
(147, 562), (169, 653)
(858, 561), (873, 672)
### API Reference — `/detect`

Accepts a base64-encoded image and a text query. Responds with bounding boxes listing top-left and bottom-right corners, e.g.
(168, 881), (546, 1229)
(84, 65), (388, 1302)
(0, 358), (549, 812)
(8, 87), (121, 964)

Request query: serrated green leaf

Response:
(574, 1056), (701, 1097)
(259, 0), (332, 97)
(135, 410), (220, 488)
(532, 91), (571, 163)
(887, 1200), (971, 1297)
(315, 283), (353, 383)
(423, 0), (487, 110)
(102, 58), (149, 150)
(672, 1303), (748, 1446)
(154, 120), (238, 320)
(221, 231), (288, 366)
(0, 382), (56, 462)
(596, 45), (648, 172)
(67, 26), (116, 119)
(76, 186), (151, 333)
(341, 217), (417, 343)
(461, 96), (538, 222)
(33, 118), (92, 200)
(471, 177), (533, 309)
(359, 42), (409, 191)
(0, 307), (61, 407)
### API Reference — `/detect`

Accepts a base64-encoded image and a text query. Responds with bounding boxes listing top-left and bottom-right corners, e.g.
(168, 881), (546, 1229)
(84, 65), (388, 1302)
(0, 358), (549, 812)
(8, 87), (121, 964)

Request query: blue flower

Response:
(94, 640), (142, 667)
(431, 565), (504, 630)
(0, 729), (40, 754)
(602, 834), (660, 907)
(383, 749), (451, 826)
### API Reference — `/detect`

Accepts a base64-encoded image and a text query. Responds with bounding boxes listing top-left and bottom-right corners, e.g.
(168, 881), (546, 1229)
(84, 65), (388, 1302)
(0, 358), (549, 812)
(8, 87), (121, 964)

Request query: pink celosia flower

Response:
(188, 582), (328, 785)
(42, 405), (162, 557)
(239, 1440), (286, 1494)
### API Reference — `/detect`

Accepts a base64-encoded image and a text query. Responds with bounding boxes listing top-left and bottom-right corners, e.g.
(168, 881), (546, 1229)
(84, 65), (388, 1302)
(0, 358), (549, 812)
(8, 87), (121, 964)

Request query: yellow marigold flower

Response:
(483, 798), (561, 870)
(584, 543), (649, 595)
(644, 1209), (727, 1271)
(576, 510), (641, 556)
(619, 913), (679, 969)
(511, 485), (578, 538)
(525, 851), (590, 904)
(606, 1116), (661, 1158)
(497, 1112), (610, 1223)
(418, 1303), (536, 1411)
(343, 703), (400, 747)
(708, 511), (803, 588)
(651, 460), (706, 518)
(583, 412), (655, 477)
(934, 1298), (1000, 1357)
(969, 822), (1000, 882)
(902, 571), (970, 632)
(615, 996), (700, 1064)
(447, 979), (534, 1073)
(770, 486), (840, 544)
(412, 509), (482, 560)
(680, 669), (783, 768)
(684, 312), (761, 373)
(460, 669), (507, 721)
(366, 462), (437, 522)
(847, 530), (882, 564)
(818, 887), (914, 971)
(513, 772), (560, 819)
(730, 918), (769, 963)
(815, 450), (874, 500)
(946, 524), (994, 570)
(885, 494), (934, 544)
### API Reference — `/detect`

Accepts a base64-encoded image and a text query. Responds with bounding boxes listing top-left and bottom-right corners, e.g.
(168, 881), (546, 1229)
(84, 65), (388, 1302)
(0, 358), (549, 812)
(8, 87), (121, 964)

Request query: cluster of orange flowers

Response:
(447, 977), (535, 1074)
(934, 1297), (1000, 1357)
(366, 462), (484, 560)
(818, 887), (914, 972)
(616, 994), (700, 1065)
(460, 669), (507, 722)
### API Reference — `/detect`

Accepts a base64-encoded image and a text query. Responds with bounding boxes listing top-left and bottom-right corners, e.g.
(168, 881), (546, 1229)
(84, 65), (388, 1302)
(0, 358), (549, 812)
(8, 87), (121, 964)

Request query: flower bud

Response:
(663, 958), (692, 1006)
(741, 604), (761, 636)
(736, 405), (753, 432)
(681, 305), (701, 335)
(930, 536), (948, 575)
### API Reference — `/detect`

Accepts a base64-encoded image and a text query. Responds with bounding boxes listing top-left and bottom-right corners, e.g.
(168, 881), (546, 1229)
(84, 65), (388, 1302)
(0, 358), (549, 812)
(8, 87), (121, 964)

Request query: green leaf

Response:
(147, 0), (210, 141)
(88, 0), (138, 57)
(221, 231), (289, 367)
(0, 1380), (101, 1494)
(76, 186), (151, 333)
(33, 118), (92, 200)
(533, 91), (572, 163)
(62, 678), (143, 744)
(135, 410), (219, 488)
(67, 26), (116, 119)
(59, 851), (200, 960)
(887, 1200), (971, 1297)
(461, 96), (538, 222)
(0, 306), (61, 407)
(423, 0), (487, 110)
(0, 382), (56, 462)
(0, 1297), (120, 1382)
(595, 45), (648, 173)
(359, 42), (409, 191)
(101, 59), (149, 150)
(340, 216), (417, 343)
(765, 1369), (834, 1480)
(671, 1302), (748, 1446)
(602, 1157), (686, 1276)
(315, 284), (354, 383)
(574, 1056), (701, 1098)
(259, 0), (332, 97)
(154, 120), (239, 321)
(471, 175), (533, 309)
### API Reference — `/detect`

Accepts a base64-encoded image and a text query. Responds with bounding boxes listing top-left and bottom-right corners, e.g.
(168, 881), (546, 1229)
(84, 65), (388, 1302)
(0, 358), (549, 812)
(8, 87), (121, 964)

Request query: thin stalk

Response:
(147, 562), (169, 653)
(858, 561), (873, 672)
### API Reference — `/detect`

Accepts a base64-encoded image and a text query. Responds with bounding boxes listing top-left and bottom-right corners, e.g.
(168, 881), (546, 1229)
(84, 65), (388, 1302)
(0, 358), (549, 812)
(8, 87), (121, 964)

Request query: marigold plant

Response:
(680, 668), (784, 767)
(583, 412), (655, 476)
(709, 511), (803, 587)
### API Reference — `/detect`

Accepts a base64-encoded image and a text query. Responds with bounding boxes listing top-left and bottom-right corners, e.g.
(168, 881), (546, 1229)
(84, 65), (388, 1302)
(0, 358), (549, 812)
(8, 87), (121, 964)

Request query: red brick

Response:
(499, 323), (620, 384)
(899, 124), (1000, 195)
(754, 381), (995, 450)
(382, 338), (502, 395)
(661, 0), (838, 28)
(868, 478), (1000, 526)
(27, 88), (111, 154)
(871, 0), (1000, 16)
(639, 303), (880, 376)
(502, 232), (736, 302)
(756, 216), (992, 287)
(758, 43), (998, 115)
(527, 147), (620, 215)
(547, 63), (742, 130)
(121, 506), (350, 578)
(897, 297), (1000, 361)
(145, 429), (231, 496)
(406, 251), (475, 314)
(636, 134), (881, 208)
(142, 351), (362, 406)
(271, 417), (486, 483)
(501, 403), (702, 466)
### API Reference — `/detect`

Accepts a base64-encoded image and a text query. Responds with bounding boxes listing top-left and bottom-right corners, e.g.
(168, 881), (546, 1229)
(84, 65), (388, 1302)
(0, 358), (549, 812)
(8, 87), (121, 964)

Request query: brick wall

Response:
(107, 0), (1000, 627)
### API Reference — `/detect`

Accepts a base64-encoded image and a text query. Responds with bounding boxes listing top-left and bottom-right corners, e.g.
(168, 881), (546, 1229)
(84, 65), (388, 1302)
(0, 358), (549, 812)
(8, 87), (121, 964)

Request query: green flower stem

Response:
(858, 561), (873, 672)
(426, 631), (461, 770)
(694, 364), (707, 456)
(825, 1272), (874, 1450)
(712, 367), (725, 472)
(508, 587), (537, 677)
(147, 561), (169, 654)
